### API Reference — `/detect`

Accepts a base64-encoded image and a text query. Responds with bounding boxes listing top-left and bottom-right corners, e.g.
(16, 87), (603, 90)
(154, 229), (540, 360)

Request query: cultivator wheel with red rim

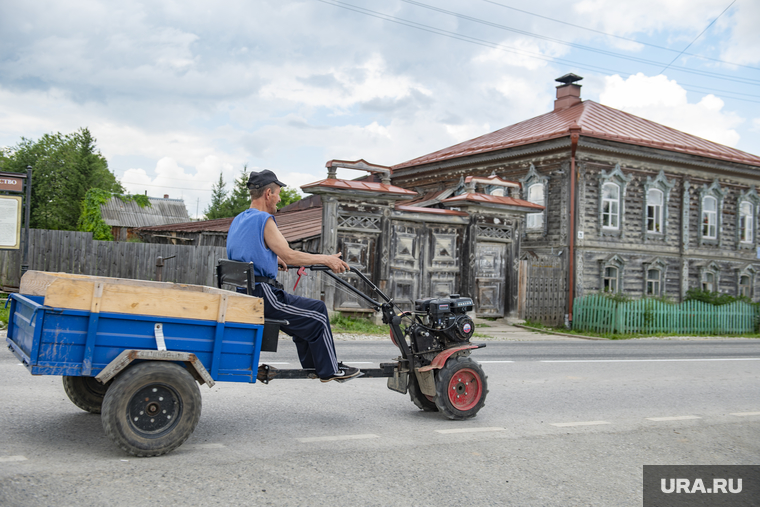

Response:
(434, 356), (488, 420)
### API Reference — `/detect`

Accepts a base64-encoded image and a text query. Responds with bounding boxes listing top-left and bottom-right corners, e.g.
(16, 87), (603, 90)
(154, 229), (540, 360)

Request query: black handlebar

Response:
(286, 265), (392, 310)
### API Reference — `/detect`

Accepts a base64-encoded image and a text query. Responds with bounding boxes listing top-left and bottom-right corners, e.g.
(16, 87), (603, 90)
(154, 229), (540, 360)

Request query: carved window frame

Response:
(699, 261), (720, 292)
(520, 164), (549, 237)
(699, 180), (725, 247)
(736, 188), (759, 250)
(598, 164), (631, 238)
(643, 170), (675, 242)
(599, 254), (625, 293)
(736, 264), (756, 298)
(643, 257), (668, 297)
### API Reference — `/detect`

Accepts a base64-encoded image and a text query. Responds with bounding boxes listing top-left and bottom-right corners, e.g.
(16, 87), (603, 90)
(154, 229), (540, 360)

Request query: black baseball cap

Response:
(247, 169), (286, 189)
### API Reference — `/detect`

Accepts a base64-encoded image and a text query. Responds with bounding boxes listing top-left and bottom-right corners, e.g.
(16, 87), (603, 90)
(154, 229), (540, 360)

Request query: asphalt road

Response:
(1, 336), (759, 506)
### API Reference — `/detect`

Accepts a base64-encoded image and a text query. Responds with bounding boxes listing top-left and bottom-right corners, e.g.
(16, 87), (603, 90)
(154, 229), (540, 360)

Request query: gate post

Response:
(517, 259), (527, 319)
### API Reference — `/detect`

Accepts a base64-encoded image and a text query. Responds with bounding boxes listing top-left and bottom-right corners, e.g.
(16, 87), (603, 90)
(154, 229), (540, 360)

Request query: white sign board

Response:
(0, 195), (22, 249)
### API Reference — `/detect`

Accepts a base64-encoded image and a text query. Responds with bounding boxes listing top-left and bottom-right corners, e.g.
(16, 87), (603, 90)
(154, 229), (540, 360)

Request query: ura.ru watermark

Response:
(643, 465), (759, 507)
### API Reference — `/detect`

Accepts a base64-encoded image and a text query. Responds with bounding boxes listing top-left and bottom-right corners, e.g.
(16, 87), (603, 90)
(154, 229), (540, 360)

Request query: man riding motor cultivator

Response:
(296, 265), (489, 420)
(6, 265), (488, 458)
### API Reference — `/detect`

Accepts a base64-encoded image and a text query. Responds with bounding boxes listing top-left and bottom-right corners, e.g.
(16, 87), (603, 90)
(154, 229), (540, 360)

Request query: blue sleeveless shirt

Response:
(226, 208), (278, 279)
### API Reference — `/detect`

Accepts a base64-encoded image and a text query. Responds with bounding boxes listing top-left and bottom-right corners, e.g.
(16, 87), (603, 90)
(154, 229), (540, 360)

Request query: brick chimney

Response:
(554, 73), (583, 112)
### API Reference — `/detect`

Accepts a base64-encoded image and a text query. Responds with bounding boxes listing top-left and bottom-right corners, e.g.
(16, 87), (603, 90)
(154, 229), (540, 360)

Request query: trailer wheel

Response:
(63, 376), (110, 414)
(408, 374), (438, 412)
(434, 356), (488, 420)
(101, 362), (201, 457)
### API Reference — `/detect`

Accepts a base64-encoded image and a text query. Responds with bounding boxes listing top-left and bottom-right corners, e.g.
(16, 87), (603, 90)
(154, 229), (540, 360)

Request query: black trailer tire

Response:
(101, 362), (201, 457)
(63, 376), (110, 414)
(434, 356), (488, 420)
(408, 373), (438, 412)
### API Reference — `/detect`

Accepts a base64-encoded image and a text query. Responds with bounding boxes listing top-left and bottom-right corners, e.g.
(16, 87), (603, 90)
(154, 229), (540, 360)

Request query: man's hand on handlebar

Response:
(288, 252), (350, 275)
(325, 252), (350, 274)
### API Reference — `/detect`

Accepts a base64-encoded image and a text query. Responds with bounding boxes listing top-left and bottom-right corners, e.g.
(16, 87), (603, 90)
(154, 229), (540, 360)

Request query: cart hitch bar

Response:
(257, 362), (397, 384)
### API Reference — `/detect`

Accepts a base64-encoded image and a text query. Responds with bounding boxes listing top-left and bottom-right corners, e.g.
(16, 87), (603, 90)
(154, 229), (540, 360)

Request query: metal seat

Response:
(216, 259), (254, 295)
(216, 259), (285, 353)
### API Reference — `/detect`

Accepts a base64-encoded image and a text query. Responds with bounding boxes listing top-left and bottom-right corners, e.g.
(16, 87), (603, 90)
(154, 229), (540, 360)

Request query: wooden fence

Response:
(0, 229), (228, 289)
(573, 294), (759, 335)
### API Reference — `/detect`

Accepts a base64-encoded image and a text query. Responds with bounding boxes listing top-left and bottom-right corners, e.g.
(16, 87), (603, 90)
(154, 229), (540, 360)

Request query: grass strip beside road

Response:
(522, 320), (760, 340)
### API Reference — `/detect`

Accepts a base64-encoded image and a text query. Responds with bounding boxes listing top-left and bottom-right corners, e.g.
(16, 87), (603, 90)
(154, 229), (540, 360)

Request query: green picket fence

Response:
(572, 294), (759, 335)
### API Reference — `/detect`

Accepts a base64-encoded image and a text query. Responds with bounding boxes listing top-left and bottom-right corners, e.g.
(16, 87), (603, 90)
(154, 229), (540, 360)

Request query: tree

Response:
(223, 166), (251, 216)
(3, 128), (122, 230)
(203, 172), (229, 220)
(277, 187), (302, 210)
(202, 166), (302, 219)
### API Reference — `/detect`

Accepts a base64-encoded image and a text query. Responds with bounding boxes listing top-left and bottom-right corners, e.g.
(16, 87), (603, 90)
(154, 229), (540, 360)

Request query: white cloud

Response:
(474, 37), (569, 70)
(573, 0), (724, 37)
(599, 73), (743, 147)
(259, 54), (430, 110)
(719, 1), (760, 65)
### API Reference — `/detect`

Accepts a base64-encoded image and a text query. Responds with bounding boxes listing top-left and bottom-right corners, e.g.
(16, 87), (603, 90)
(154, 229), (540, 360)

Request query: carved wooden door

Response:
(334, 234), (376, 311)
(424, 225), (461, 298)
(388, 224), (422, 312)
(474, 242), (506, 317)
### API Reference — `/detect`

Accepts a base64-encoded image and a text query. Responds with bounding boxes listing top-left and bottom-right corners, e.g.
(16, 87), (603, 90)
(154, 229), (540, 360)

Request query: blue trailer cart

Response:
(5, 270), (275, 457)
(6, 265), (489, 457)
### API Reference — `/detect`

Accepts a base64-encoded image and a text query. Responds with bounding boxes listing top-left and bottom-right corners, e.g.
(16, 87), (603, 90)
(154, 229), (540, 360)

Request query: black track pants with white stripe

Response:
(253, 283), (340, 378)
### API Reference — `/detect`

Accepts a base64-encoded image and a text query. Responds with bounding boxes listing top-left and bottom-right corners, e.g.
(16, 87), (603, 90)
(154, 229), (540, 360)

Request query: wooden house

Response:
(101, 195), (189, 241)
(384, 73), (760, 323)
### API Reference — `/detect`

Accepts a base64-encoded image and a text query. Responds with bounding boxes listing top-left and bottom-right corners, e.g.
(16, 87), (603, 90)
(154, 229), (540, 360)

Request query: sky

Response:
(1, 0), (759, 218)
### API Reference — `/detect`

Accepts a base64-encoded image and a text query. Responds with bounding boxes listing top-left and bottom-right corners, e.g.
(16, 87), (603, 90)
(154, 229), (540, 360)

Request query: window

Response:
(526, 183), (545, 229)
(602, 183), (620, 229)
(702, 196), (717, 239)
(603, 267), (618, 292)
(702, 272), (715, 292)
(740, 275), (751, 298)
(599, 164), (631, 236)
(599, 254), (625, 293)
(646, 189), (663, 233)
(520, 163), (549, 235)
(736, 265), (756, 298)
(740, 202), (753, 243)
(642, 171), (674, 239)
(699, 180), (724, 246)
(646, 269), (661, 296)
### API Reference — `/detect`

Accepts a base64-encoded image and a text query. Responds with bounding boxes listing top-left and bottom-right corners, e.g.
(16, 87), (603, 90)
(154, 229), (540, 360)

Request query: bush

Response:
(0, 295), (9, 328)
(684, 289), (754, 306)
(598, 291), (631, 303)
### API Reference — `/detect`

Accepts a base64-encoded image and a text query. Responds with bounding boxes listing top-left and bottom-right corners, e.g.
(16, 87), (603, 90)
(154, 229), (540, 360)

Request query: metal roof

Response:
(441, 193), (545, 210)
(275, 207), (323, 242)
(395, 204), (469, 216)
(136, 207), (323, 244)
(393, 100), (760, 170)
(137, 216), (234, 233)
(101, 196), (190, 228)
(301, 178), (418, 196)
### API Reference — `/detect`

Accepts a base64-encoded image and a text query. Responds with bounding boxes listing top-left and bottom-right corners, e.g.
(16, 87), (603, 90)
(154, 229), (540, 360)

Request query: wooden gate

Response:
(518, 256), (567, 326)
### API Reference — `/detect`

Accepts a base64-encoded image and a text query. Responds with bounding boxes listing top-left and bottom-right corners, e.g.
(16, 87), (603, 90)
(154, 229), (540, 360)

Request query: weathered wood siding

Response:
(573, 143), (760, 301)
